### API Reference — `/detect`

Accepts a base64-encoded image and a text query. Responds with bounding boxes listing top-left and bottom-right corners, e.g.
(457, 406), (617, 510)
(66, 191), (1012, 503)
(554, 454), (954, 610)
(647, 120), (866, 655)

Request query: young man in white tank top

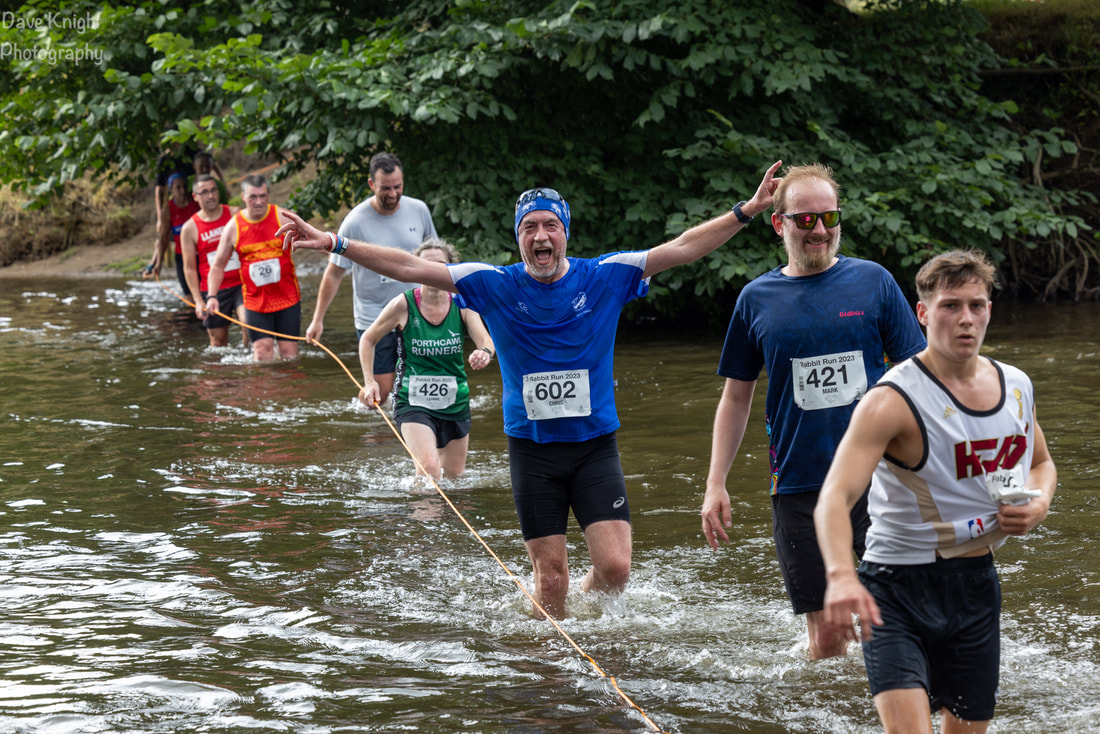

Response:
(814, 249), (1057, 734)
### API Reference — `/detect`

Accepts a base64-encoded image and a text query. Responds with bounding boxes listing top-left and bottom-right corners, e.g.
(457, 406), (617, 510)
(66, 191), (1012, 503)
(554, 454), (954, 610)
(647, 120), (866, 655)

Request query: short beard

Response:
(785, 227), (841, 273)
(376, 194), (401, 213)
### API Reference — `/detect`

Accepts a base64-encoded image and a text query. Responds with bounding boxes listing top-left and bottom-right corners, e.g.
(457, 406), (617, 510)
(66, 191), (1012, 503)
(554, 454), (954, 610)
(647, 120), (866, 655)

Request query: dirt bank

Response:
(0, 217), (154, 280)
(0, 174), (339, 281)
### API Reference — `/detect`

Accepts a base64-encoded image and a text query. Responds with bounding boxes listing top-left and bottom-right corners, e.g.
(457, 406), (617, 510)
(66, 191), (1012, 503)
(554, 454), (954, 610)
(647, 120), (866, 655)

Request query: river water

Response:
(0, 270), (1097, 733)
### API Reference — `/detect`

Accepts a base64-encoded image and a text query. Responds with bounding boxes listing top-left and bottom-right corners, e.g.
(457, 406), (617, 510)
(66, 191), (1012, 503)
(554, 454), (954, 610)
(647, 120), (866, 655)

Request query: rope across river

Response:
(150, 270), (669, 733)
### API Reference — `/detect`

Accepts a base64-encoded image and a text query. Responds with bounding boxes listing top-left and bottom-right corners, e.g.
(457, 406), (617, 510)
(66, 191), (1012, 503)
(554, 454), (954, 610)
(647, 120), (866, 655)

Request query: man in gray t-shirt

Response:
(306, 152), (437, 398)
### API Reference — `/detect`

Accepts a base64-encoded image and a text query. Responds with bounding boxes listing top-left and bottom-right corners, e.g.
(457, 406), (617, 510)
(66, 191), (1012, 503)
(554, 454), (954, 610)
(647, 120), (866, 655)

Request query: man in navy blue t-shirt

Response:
(701, 162), (926, 659)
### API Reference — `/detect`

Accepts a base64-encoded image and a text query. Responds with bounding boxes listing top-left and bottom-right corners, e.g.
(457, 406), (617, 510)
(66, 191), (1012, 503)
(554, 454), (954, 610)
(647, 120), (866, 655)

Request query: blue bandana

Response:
(514, 188), (570, 242)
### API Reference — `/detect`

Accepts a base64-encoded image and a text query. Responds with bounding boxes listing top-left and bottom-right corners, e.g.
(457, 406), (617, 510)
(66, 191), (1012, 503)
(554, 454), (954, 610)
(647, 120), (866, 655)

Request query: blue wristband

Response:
(329, 233), (348, 255)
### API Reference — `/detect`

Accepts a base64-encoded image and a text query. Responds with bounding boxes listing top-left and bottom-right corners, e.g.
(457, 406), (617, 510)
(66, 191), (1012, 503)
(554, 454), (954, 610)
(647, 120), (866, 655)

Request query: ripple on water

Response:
(3, 284), (1099, 733)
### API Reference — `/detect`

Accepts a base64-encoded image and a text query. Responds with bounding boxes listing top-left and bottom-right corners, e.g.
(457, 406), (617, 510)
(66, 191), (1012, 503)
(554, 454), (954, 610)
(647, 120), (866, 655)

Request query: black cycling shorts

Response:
(245, 303), (301, 343)
(507, 433), (629, 541)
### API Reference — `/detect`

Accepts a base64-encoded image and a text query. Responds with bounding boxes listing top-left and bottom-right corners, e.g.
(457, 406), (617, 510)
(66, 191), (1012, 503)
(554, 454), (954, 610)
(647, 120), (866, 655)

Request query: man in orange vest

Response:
(206, 175), (301, 362)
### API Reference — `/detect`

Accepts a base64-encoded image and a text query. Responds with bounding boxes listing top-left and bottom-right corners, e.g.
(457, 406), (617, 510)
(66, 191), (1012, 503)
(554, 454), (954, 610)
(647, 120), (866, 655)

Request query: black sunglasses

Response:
(779, 210), (842, 229)
(516, 188), (565, 211)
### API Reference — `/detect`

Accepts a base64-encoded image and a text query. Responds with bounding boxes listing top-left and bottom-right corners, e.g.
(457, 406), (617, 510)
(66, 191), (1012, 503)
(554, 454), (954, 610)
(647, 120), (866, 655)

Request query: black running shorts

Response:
(507, 433), (629, 541)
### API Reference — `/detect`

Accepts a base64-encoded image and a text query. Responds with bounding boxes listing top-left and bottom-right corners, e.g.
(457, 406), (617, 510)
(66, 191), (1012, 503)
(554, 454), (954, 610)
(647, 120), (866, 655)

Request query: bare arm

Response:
(154, 185), (166, 230)
(643, 160), (782, 279)
(997, 408), (1057, 535)
(179, 219), (205, 317)
(461, 308), (495, 371)
(701, 377), (757, 549)
(147, 195), (172, 274)
(204, 218), (237, 313)
(277, 210), (455, 292)
(358, 294), (409, 407)
(815, 387), (916, 641)
(306, 262), (348, 343)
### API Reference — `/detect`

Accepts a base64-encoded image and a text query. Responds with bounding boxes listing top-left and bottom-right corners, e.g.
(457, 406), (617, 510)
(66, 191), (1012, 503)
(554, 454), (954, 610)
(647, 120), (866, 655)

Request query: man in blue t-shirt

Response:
(701, 162), (927, 659)
(279, 161), (783, 619)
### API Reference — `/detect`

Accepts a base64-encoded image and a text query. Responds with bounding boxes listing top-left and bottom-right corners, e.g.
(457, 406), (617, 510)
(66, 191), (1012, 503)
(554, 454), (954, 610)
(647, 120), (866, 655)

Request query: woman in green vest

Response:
(357, 239), (495, 481)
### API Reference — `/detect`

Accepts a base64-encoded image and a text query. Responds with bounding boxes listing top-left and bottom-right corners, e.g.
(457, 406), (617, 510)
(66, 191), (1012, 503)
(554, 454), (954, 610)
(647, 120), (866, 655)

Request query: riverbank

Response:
(0, 171), (340, 281)
(0, 212), (153, 280)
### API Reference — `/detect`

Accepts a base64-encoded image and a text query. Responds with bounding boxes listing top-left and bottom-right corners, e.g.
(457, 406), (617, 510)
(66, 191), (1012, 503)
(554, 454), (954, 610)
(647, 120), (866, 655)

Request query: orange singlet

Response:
(233, 204), (300, 313)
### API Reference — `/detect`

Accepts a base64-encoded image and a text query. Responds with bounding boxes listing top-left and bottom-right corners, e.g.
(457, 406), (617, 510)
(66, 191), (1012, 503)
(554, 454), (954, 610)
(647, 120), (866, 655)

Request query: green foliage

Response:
(0, 0), (1092, 314)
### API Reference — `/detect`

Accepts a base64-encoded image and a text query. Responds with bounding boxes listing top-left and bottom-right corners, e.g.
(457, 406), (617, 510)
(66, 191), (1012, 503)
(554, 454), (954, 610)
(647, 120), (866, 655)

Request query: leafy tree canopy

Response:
(0, 0), (1092, 318)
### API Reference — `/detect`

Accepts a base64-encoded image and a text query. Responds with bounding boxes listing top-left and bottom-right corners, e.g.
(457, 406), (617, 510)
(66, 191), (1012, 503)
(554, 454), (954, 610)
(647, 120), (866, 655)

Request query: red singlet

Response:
(169, 198), (201, 255)
(192, 205), (239, 291)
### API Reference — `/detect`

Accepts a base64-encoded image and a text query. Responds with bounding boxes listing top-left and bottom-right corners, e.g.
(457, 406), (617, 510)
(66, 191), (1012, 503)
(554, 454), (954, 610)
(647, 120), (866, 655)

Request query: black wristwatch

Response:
(732, 200), (753, 225)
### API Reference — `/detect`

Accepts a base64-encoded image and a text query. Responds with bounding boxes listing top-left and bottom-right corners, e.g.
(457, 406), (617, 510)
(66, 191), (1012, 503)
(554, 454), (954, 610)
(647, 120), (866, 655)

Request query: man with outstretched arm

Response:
(701, 163), (927, 660)
(279, 160), (782, 619)
(814, 249), (1057, 733)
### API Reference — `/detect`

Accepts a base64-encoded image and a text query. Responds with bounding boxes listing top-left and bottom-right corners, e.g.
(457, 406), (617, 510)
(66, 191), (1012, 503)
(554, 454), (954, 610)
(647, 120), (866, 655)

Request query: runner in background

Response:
(179, 174), (246, 348)
(206, 175), (301, 362)
(358, 239), (494, 482)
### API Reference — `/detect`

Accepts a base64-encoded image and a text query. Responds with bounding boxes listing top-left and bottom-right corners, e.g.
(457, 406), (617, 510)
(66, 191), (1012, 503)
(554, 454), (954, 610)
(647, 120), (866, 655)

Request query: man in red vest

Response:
(180, 174), (245, 348)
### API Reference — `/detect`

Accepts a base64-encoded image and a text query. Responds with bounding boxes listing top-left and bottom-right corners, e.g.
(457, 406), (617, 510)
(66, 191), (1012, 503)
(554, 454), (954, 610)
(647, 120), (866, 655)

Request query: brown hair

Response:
(915, 249), (997, 301)
(413, 238), (460, 264)
(773, 162), (841, 214)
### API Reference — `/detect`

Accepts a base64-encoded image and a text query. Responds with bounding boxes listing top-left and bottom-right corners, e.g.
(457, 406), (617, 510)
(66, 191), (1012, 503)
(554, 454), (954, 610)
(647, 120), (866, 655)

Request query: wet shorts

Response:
(245, 303), (301, 343)
(507, 433), (629, 541)
(202, 285), (243, 330)
(357, 328), (398, 375)
(395, 409), (471, 449)
(772, 488), (869, 614)
(859, 553), (1000, 722)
